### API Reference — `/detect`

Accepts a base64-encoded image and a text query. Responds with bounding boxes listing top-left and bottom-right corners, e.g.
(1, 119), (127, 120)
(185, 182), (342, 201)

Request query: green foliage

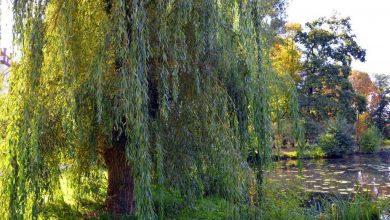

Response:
(360, 126), (383, 153)
(271, 23), (302, 82)
(175, 197), (238, 220)
(303, 147), (326, 159)
(316, 195), (386, 220)
(4, 0), (307, 218)
(318, 118), (355, 157)
(280, 147), (325, 159)
(318, 132), (338, 156)
(0, 95), (6, 140)
(260, 181), (307, 220)
(3, 1), (387, 219)
(27, 176), (390, 219)
(304, 118), (325, 143)
(296, 16), (366, 142)
(40, 201), (84, 220)
(0, 95), (7, 217)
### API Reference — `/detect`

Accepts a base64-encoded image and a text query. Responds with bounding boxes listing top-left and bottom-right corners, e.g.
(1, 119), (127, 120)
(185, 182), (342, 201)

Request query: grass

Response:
(40, 201), (84, 220)
(175, 197), (237, 219)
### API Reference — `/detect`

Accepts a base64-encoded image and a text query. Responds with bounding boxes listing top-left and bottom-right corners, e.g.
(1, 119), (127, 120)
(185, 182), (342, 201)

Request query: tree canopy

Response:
(1, 0), (305, 219)
(295, 16), (366, 141)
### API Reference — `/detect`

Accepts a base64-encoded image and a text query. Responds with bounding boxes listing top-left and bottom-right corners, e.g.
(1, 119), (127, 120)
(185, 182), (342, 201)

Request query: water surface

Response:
(269, 151), (390, 198)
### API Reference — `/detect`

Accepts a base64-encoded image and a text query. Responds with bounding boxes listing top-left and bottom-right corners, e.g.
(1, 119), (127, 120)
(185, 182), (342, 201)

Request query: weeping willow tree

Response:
(2, 0), (303, 218)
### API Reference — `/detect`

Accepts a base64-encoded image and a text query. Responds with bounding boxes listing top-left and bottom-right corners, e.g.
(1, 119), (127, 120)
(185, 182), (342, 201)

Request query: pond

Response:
(268, 151), (390, 198)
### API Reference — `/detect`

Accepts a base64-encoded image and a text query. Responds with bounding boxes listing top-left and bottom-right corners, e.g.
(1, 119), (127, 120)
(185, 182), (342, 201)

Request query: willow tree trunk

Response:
(103, 143), (135, 215)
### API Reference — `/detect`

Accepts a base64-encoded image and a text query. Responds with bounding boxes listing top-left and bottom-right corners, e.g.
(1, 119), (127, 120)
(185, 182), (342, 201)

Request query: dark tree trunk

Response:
(101, 1), (159, 216)
(103, 142), (135, 215)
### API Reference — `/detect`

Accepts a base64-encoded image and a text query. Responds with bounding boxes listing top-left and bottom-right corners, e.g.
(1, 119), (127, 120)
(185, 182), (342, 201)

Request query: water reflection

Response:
(268, 151), (390, 198)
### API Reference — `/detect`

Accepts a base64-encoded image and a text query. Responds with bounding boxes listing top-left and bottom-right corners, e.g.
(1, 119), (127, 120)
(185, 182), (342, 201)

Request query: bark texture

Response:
(103, 138), (135, 215)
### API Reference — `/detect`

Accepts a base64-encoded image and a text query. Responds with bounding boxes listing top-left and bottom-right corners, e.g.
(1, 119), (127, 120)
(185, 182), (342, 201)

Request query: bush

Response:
(360, 126), (383, 153)
(318, 118), (355, 157)
(302, 146), (326, 159)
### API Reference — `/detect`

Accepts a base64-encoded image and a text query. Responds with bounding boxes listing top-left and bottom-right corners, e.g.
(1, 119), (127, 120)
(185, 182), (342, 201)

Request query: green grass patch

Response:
(175, 197), (234, 220)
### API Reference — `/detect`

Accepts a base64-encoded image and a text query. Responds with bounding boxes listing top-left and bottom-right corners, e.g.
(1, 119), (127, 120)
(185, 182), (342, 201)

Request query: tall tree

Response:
(295, 16), (366, 141)
(3, 0), (298, 218)
(371, 74), (390, 137)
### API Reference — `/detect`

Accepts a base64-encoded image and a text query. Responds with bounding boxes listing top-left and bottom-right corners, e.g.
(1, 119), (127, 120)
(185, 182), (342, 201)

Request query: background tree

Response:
(269, 22), (303, 152)
(349, 70), (378, 139)
(295, 16), (366, 142)
(349, 71), (377, 98)
(271, 23), (302, 82)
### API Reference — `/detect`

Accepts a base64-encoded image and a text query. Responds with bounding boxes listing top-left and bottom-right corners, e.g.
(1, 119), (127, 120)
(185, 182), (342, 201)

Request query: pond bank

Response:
(276, 143), (390, 160)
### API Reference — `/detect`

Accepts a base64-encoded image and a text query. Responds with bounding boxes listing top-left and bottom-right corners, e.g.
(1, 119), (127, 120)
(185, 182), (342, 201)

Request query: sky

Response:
(0, 0), (12, 49)
(287, 0), (390, 75)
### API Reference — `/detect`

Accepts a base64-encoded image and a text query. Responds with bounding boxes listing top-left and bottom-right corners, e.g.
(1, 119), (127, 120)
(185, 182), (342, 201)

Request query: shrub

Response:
(360, 126), (383, 153)
(302, 146), (326, 159)
(318, 118), (355, 157)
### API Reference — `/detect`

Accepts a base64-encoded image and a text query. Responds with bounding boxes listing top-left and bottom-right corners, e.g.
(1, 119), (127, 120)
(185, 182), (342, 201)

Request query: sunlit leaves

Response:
(5, 0), (301, 218)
